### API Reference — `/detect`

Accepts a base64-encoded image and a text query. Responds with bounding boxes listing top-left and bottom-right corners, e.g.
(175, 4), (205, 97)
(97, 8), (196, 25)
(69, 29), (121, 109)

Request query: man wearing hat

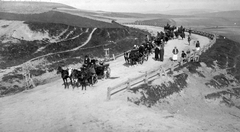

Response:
(133, 45), (138, 50)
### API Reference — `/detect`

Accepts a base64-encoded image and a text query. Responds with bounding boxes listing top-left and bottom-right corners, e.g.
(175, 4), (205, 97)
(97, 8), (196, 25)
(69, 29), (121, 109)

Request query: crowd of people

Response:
(152, 24), (201, 63)
(154, 24), (201, 63)
(125, 23), (202, 67)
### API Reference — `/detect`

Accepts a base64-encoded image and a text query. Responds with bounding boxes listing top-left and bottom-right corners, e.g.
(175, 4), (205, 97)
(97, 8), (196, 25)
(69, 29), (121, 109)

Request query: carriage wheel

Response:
(139, 57), (144, 64)
(93, 75), (98, 84)
(107, 68), (111, 78)
(106, 67), (111, 78)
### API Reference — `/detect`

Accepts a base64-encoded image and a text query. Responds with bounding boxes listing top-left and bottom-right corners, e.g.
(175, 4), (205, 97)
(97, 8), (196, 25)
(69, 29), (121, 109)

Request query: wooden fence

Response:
(107, 25), (217, 100)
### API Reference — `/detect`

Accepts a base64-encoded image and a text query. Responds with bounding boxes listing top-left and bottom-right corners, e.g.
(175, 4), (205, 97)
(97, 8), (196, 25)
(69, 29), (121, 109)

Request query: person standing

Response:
(172, 46), (179, 62)
(189, 28), (192, 36)
(145, 34), (150, 43)
(155, 46), (160, 61)
(188, 35), (191, 45)
(159, 44), (164, 61)
(196, 41), (200, 51)
(181, 51), (187, 62)
(84, 55), (90, 67)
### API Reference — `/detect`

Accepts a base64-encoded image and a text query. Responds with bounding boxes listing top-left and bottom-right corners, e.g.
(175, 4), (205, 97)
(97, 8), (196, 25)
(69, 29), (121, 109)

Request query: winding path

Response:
(31, 27), (97, 61)
(0, 27), (97, 78)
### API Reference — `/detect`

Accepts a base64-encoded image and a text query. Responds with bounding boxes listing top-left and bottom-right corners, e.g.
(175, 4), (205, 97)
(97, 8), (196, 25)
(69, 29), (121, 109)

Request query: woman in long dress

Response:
(172, 46), (179, 61)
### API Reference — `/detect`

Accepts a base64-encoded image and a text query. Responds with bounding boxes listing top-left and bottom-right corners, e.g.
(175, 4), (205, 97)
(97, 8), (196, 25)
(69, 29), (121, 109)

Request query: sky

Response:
(3, 0), (240, 13)
(55, 0), (240, 12)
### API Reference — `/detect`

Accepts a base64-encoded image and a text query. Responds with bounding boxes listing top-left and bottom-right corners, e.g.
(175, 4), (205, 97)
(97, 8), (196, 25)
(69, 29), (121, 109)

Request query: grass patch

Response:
(129, 73), (188, 107)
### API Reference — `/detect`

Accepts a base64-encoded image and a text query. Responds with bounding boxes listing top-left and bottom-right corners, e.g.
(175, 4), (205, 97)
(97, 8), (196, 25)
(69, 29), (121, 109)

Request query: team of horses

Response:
(57, 59), (110, 90)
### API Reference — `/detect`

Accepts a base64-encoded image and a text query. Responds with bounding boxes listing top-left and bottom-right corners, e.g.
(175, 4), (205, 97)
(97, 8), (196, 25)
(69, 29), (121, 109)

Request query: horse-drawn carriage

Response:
(94, 63), (111, 79)
(57, 59), (111, 90)
(124, 45), (149, 66)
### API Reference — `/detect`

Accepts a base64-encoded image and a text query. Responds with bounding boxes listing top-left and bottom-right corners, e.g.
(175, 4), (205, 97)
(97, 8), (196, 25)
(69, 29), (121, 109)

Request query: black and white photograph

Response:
(0, 0), (240, 131)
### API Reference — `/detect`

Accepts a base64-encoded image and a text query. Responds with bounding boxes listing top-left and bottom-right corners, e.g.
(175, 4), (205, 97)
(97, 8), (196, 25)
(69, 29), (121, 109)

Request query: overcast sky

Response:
(53, 0), (240, 12)
(5, 0), (240, 13)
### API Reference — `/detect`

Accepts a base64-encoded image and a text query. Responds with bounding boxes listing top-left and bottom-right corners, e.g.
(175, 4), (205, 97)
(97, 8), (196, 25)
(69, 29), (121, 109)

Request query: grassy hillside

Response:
(135, 18), (177, 27)
(0, 1), (75, 14)
(0, 1), (151, 96)
(0, 11), (123, 28)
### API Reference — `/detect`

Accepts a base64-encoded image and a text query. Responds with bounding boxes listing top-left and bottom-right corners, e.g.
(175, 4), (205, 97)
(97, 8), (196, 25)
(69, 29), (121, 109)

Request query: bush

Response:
(2, 74), (24, 83)
(0, 85), (25, 96)
(30, 69), (46, 76)
(129, 73), (188, 107)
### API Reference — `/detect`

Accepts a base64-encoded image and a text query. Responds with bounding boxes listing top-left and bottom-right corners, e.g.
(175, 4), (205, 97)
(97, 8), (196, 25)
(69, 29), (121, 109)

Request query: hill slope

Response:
(196, 10), (240, 18)
(0, 11), (123, 28)
(0, 1), (75, 14)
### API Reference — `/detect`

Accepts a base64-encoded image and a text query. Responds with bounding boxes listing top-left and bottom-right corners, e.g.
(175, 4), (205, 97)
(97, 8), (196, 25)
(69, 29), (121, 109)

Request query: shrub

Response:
(2, 74), (24, 83)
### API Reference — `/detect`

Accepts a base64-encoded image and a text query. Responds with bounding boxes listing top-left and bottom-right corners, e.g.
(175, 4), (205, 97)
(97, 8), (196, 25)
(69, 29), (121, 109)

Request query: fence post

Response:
(112, 54), (115, 60)
(126, 78), (131, 90)
(144, 71), (148, 84)
(107, 87), (111, 100)
(158, 68), (161, 77)
(162, 67), (166, 76)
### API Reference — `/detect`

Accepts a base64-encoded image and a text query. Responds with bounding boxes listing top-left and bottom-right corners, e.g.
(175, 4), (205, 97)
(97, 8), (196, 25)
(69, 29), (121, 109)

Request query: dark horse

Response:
(70, 69), (82, 88)
(57, 66), (72, 89)
(124, 51), (130, 64)
(80, 66), (98, 86)
(70, 68), (89, 90)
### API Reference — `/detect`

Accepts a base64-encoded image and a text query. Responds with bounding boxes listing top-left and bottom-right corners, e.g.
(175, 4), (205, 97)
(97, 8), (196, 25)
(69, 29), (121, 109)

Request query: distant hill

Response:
(0, 1), (75, 14)
(196, 10), (240, 18)
(160, 9), (217, 16)
(0, 11), (124, 28)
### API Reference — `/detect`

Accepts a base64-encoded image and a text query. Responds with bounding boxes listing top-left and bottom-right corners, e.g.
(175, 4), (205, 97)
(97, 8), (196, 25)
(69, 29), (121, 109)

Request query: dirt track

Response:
(2, 25), (234, 132)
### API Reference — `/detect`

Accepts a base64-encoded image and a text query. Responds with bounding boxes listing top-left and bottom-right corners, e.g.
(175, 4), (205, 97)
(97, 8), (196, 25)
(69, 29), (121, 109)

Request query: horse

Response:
(163, 33), (169, 44)
(70, 69), (82, 88)
(179, 32), (185, 40)
(81, 66), (98, 86)
(140, 44), (150, 61)
(129, 49), (143, 66)
(174, 31), (179, 39)
(124, 51), (130, 64)
(57, 66), (72, 89)
(78, 71), (88, 90)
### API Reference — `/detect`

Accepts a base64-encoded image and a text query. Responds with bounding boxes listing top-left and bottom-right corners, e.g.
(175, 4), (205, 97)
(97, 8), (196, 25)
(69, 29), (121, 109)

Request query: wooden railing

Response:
(106, 24), (217, 100)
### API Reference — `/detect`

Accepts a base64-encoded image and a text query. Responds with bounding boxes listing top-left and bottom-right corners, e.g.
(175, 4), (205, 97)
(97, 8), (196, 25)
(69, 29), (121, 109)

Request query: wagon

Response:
(128, 49), (144, 65)
(95, 63), (111, 79)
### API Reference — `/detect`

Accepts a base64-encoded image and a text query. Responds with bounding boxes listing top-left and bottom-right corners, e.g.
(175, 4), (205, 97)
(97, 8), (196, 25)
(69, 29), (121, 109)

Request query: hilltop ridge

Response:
(0, 1), (75, 14)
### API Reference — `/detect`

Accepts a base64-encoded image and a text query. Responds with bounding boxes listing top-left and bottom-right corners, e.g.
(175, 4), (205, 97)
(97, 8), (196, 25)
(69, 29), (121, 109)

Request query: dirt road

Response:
(0, 25), (213, 132)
